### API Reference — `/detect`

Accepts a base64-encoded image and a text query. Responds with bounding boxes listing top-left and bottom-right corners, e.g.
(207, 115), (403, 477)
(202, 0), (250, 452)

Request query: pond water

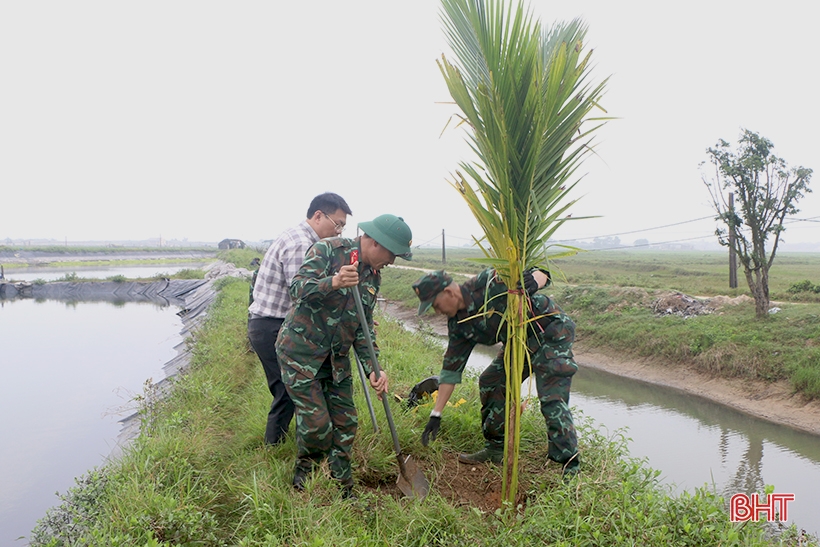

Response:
(0, 298), (183, 546)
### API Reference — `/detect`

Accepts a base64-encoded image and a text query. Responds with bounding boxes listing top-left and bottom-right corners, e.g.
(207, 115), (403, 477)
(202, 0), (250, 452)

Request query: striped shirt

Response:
(248, 220), (319, 319)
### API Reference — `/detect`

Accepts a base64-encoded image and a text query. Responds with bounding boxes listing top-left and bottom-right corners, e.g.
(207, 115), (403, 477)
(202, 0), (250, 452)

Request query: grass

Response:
(385, 249), (820, 400)
(404, 247), (820, 302)
(29, 278), (812, 546)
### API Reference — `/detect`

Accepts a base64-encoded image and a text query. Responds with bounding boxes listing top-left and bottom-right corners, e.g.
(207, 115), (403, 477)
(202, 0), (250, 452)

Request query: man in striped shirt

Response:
(248, 192), (352, 445)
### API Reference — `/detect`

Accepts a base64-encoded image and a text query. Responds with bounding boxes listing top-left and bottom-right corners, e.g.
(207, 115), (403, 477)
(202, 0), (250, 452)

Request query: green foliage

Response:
(702, 129), (813, 318)
(106, 275), (127, 283)
(788, 279), (820, 294)
(29, 469), (110, 546)
(438, 0), (609, 504)
(57, 272), (80, 282)
(219, 247), (263, 269)
(548, 283), (820, 397)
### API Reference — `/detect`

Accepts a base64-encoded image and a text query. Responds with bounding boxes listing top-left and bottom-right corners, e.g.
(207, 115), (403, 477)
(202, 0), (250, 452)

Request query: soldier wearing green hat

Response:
(276, 213), (413, 498)
(412, 267), (581, 479)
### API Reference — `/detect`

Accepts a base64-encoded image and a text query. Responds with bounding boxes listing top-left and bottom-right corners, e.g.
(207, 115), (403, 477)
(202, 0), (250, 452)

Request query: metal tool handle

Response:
(351, 285), (405, 464)
(353, 352), (379, 433)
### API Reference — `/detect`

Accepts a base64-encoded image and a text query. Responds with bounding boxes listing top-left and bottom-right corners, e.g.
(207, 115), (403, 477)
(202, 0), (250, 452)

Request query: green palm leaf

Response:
(439, 0), (609, 506)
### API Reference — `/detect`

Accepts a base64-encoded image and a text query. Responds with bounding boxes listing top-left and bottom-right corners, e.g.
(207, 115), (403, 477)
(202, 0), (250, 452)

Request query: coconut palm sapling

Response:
(438, 0), (608, 505)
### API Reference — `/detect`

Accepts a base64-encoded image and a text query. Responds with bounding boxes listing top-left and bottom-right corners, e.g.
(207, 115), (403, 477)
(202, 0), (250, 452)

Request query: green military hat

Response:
(412, 270), (453, 315)
(358, 214), (413, 259)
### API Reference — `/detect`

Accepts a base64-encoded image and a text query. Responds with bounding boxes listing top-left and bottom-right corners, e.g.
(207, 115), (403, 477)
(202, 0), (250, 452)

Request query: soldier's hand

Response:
(521, 269), (539, 295)
(421, 415), (441, 446)
(520, 268), (551, 295)
(333, 263), (360, 289)
(369, 370), (388, 399)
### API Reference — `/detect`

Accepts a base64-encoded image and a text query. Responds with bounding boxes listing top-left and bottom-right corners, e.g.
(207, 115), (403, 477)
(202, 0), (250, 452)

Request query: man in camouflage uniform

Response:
(412, 267), (580, 478)
(276, 214), (413, 497)
(248, 192), (352, 446)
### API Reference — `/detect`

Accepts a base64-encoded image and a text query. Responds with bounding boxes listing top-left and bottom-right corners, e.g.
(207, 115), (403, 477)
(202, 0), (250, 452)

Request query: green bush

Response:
(788, 279), (820, 294)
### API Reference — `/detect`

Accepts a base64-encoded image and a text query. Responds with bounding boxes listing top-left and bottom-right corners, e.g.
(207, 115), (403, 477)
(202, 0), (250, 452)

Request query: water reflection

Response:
(0, 298), (182, 545)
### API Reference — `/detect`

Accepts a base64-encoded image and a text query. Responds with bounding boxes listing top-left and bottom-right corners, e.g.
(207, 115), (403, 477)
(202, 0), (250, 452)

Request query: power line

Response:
(552, 216), (714, 243)
(583, 233), (716, 252)
(426, 212), (815, 249)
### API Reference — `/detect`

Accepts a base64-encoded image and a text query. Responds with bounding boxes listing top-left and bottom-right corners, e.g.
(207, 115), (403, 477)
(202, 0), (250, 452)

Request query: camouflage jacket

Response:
(439, 268), (575, 385)
(276, 236), (381, 383)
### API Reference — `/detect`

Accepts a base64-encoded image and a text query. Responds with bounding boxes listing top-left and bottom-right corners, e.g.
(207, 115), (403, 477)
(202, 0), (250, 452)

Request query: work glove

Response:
(421, 416), (441, 446)
(520, 268), (551, 296)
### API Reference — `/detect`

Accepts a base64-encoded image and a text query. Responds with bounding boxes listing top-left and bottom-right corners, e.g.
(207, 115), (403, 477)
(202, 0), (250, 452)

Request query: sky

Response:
(2, 1), (819, 249)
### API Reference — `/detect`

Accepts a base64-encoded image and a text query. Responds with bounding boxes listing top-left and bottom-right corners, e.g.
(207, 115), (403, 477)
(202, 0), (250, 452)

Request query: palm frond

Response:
(439, 0), (609, 506)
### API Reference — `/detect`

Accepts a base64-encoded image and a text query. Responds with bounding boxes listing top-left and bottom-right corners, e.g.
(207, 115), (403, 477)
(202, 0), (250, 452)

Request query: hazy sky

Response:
(2, 1), (818, 248)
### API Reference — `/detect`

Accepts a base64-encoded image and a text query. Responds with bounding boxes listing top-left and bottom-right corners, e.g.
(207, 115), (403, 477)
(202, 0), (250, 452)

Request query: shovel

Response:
(351, 284), (429, 500)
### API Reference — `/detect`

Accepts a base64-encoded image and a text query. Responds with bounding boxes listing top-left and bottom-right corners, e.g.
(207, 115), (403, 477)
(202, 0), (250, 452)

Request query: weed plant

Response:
(29, 279), (810, 546)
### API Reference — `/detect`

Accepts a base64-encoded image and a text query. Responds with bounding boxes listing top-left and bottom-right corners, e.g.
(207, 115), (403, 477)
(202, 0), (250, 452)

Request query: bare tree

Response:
(702, 129), (812, 318)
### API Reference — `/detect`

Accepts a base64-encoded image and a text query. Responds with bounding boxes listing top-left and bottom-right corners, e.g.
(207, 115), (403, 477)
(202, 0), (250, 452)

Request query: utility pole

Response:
(441, 229), (446, 264)
(728, 192), (738, 288)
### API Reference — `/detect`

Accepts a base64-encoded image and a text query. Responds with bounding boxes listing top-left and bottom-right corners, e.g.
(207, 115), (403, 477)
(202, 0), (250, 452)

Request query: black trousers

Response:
(248, 316), (294, 445)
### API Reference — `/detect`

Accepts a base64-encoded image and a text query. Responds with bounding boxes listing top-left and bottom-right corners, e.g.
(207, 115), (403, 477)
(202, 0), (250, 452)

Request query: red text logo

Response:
(730, 493), (795, 522)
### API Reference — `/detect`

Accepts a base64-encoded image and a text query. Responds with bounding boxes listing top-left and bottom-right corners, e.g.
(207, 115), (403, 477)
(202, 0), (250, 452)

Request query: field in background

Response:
(406, 248), (820, 301)
(383, 248), (820, 399)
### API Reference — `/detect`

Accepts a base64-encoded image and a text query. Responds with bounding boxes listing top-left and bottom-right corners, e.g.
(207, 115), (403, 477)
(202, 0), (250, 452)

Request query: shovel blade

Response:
(396, 453), (429, 499)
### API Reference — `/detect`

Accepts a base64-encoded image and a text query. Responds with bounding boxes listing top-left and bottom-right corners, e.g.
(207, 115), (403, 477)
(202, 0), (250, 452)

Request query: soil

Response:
(369, 297), (820, 511)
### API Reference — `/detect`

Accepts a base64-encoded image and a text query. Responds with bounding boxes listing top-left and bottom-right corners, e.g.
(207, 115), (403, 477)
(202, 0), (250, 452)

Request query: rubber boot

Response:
(458, 447), (503, 464)
(340, 482), (356, 500)
(292, 469), (308, 491)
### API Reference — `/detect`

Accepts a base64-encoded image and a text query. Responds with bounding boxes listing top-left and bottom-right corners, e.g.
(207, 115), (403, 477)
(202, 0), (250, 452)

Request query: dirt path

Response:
(381, 300), (820, 437)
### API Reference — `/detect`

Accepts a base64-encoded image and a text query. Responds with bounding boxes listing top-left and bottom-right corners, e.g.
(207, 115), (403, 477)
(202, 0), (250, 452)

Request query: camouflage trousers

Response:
(479, 345), (578, 466)
(281, 354), (357, 484)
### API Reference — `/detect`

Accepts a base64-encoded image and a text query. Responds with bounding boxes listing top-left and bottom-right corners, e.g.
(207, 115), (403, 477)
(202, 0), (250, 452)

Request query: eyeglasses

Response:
(323, 212), (346, 233)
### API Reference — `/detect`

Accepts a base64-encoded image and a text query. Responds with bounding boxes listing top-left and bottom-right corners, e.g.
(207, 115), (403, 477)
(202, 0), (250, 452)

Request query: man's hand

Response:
(369, 370), (388, 399)
(421, 415), (441, 446)
(522, 269), (539, 295)
(332, 263), (360, 290)
(521, 268), (551, 295)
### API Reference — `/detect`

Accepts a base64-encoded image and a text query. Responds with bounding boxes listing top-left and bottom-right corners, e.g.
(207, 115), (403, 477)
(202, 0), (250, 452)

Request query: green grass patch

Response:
(380, 252), (820, 400)
(29, 279), (809, 546)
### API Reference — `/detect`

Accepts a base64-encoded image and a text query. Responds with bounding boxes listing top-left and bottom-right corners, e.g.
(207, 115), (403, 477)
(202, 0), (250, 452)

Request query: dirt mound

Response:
(651, 292), (713, 318)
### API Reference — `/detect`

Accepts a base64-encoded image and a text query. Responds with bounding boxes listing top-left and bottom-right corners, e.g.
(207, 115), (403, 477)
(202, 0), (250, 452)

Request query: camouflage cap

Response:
(412, 270), (452, 315)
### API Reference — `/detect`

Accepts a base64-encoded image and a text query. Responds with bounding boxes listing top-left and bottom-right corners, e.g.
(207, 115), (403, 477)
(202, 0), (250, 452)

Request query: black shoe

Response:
(293, 469), (307, 491)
